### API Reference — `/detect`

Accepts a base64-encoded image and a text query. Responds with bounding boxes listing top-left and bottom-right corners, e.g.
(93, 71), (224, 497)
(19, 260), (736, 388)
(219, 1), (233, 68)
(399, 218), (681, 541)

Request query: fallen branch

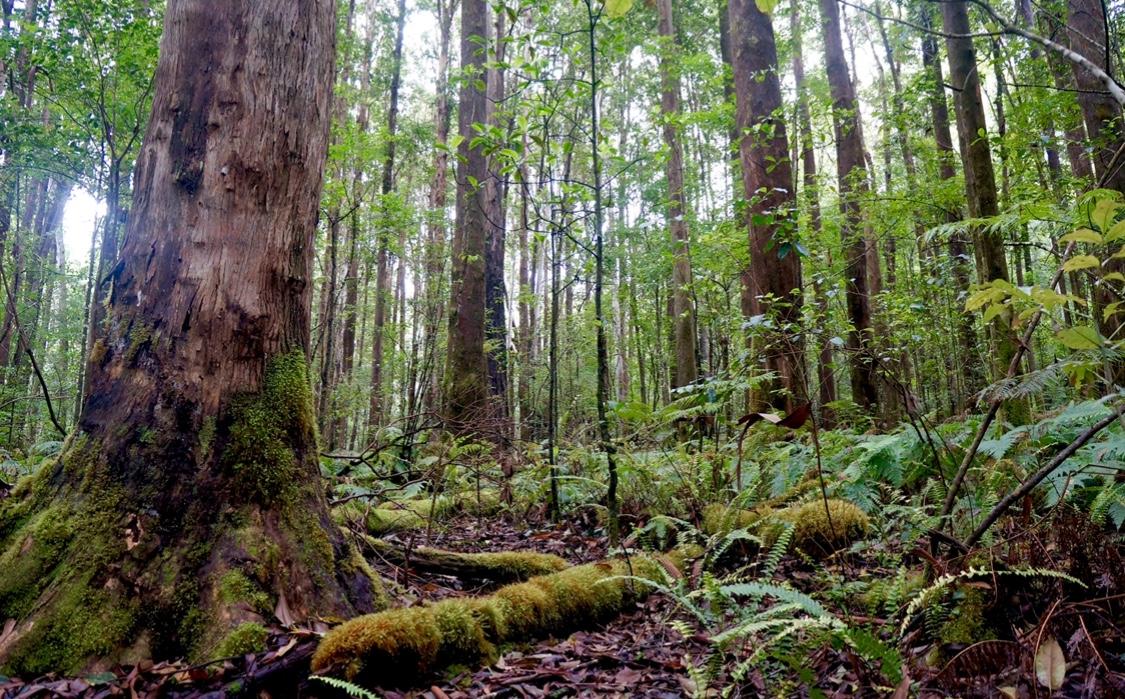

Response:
(364, 538), (569, 584)
(963, 405), (1122, 548)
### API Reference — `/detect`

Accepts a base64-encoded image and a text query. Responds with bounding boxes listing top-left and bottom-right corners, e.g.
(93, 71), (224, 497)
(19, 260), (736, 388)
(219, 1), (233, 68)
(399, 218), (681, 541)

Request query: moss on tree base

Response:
(311, 556), (669, 686)
(0, 351), (388, 675)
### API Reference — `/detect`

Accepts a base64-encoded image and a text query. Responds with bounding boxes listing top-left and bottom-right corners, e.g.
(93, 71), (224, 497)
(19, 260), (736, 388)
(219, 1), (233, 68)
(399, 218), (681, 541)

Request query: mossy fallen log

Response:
(702, 497), (869, 557)
(334, 490), (502, 535)
(311, 556), (668, 686)
(364, 538), (568, 583)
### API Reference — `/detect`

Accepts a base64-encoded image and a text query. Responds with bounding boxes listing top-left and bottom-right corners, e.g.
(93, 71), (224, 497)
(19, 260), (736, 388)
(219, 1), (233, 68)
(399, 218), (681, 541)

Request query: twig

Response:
(963, 406), (1121, 547)
(0, 262), (66, 437)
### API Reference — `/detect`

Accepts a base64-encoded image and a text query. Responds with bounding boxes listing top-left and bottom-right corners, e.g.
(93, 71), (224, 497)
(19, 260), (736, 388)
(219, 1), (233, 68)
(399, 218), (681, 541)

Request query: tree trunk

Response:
(657, 0), (698, 392)
(941, 0), (1027, 423)
(1066, 0), (1125, 350)
(921, 9), (982, 410)
(444, 0), (492, 432)
(485, 8), (511, 443)
(791, 1), (836, 423)
(368, 0), (409, 434)
(0, 1), (383, 674)
(818, 0), (878, 413)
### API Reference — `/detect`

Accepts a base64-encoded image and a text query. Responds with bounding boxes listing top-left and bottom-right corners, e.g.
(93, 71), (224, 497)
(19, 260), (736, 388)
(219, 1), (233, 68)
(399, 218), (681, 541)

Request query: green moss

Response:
(702, 503), (762, 536)
(775, 499), (870, 556)
(123, 321), (153, 363)
(313, 557), (667, 685)
(215, 622), (269, 658)
(218, 571), (273, 616)
(224, 349), (317, 503)
(937, 586), (996, 646)
(199, 416), (217, 458)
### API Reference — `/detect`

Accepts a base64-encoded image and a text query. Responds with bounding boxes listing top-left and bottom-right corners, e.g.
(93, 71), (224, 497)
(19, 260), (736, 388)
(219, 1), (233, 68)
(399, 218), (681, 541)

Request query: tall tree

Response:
(941, 0), (1027, 422)
(920, 6), (982, 409)
(444, 0), (492, 431)
(485, 7), (511, 440)
(818, 0), (878, 413)
(1065, 0), (1125, 349)
(657, 0), (698, 391)
(729, 0), (805, 411)
(0, 0), (382, 672)
(369, 0), (409, 432)
(791, 0), (836, 420)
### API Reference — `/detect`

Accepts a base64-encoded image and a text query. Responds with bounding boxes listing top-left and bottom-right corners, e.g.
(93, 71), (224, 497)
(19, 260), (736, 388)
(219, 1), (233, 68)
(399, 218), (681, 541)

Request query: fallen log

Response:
(311, 556), (669, 687)
(364, 538), (569, 584)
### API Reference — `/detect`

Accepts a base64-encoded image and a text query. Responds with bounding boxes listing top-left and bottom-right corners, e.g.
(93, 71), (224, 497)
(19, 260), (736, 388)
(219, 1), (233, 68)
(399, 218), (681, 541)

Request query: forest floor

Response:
(1, 509), (1124, 698)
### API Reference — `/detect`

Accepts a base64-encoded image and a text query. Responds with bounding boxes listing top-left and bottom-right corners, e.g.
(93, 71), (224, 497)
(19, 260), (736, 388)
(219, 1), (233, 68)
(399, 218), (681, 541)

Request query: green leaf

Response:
(604, 0), (634, 19)
(756, 0), (780, 14)
(1056, 327), (1104, 350)
(1062, 254), (1101, 272)
(1060, 228), (1103, 244)
(1104, 219), (1125, 242)
(983, 303), (1007, 323)
(1092, 199), (1120, 232)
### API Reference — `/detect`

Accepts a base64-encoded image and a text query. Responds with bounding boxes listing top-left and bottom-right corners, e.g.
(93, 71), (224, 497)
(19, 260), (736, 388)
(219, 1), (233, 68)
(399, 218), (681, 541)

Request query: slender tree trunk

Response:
(485, 9), (511, 443)
(791, 1), (835, 422)
(921, 9), (982, 410)
(819, 0), (878, 413)
(941, 0), (1027, 422)
(369, 0), (409, 433)
(657, 0), (698, 392)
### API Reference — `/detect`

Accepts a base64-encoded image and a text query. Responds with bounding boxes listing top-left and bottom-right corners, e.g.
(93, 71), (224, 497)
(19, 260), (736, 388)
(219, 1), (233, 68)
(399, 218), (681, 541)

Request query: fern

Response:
(312, 676), (381, 699)
(901, 566), (1086, 634)
(760, 523), (793, 578)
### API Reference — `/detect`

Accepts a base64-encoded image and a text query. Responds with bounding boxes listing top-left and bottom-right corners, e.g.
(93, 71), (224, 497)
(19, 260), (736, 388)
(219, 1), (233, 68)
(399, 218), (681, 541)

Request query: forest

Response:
(0, 0), (1124, 695)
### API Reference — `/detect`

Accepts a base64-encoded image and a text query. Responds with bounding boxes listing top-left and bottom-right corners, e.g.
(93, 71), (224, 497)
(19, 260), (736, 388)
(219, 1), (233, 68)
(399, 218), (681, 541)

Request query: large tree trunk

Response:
(0, 1), (383, 674)
(444, 0), (492, 431)
(818, 0), (878, 414)
(657, 0), (698, 392)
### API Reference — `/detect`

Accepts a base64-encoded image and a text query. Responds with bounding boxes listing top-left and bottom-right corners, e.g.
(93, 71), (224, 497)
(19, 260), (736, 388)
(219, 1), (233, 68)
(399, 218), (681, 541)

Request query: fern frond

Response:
(312, 676), (381, 699)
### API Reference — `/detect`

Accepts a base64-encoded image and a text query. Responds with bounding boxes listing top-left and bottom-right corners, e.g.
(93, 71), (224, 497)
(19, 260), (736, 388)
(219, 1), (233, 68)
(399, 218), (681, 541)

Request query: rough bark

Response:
(657, 0), (698, 392)
(818, 0), (878, 413)
(445, 0), (492, 432)
(728, 0), (805, 413)
(0, 0), (384, 674)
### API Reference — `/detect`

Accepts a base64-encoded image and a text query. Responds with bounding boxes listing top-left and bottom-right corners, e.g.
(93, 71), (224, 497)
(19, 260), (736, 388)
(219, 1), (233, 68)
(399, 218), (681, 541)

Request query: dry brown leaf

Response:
(1035, 635), (1066, 690)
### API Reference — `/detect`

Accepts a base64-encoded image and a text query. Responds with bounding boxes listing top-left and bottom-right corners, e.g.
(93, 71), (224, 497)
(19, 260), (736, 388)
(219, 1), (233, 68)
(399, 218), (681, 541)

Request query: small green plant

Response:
(312, 675), (381, 699)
